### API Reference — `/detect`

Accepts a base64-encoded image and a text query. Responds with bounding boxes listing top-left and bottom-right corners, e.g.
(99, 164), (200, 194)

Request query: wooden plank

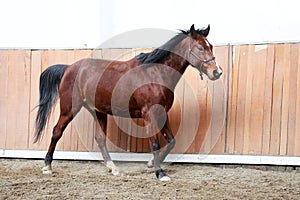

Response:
(200, 82), (213, 154)
(28, 50), (42, 150)
(234, 45), (249, 154)
(210, 46), (229, 154)
(227, 45), (240, 154)
(19, 50), (31, 150)
(194, 83), (209, 153)
(247, 45), (268, 154)
(183, 67), (201, 153)
(261, 45), (275, 155)
(0, 50), (9, 149)
(209, 80), (226, 154)
(5, 50), (31, 149)
(279, 44), (291, 155)
(286, 44), (298, 155)
(223, 45), (233, 154)
(269, 44), (285, 155)
(242, 45), (254, 154)
(294, 43), (300, 156)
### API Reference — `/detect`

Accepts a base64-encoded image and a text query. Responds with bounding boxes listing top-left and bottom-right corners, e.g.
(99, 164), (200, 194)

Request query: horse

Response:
(34, 24), (222, 181)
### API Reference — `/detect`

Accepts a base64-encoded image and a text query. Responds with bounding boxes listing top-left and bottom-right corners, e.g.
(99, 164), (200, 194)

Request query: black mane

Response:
(137, 28), (206, 65)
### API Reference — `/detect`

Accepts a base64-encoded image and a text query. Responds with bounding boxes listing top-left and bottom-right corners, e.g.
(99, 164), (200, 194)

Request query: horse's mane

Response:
(137, 28), (206, 65)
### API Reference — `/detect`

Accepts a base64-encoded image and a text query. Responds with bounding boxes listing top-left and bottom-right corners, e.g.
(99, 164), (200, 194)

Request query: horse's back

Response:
(59, 58), (140, 113)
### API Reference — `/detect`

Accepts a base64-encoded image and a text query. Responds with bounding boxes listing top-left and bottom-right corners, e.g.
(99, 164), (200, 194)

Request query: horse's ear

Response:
(200, 24), (210, 37)
(190, 24), (197, 38)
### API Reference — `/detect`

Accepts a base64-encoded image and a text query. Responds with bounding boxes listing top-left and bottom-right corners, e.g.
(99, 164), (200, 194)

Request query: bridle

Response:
(188, 37), (215, 80)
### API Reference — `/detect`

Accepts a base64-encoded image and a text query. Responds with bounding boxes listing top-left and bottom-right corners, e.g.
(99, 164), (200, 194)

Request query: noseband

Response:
(188, 38), (215, 80)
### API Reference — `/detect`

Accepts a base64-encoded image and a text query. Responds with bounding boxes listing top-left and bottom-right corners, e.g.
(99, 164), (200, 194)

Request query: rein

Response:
(188, 38), (215, 80)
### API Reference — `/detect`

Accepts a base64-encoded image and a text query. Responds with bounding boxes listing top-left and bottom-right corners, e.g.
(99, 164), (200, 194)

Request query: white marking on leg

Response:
(147, 155), (154, 168)
(106, 161), (120, 176)
(42, 165), (52, 175)
(160, 176), (171, 182)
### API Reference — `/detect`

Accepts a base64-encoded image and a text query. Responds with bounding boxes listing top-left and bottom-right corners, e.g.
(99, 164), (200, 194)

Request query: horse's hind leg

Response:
(94, 112), (119, 176)
(42, 99), (82, 174)
(42, 113), (74, 174)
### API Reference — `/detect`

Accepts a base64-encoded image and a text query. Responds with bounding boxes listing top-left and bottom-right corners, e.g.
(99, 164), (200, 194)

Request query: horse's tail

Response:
(34, 64), (69, 143)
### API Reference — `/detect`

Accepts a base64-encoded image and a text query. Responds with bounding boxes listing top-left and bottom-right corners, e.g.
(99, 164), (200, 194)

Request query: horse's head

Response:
(186, 24), (222, 80)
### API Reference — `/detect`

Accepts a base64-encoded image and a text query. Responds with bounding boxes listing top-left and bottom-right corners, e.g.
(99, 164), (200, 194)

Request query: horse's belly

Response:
(92, 94), (142, 118)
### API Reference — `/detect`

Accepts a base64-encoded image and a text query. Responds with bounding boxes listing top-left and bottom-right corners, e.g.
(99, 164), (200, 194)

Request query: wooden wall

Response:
(0, 43), (300, 156)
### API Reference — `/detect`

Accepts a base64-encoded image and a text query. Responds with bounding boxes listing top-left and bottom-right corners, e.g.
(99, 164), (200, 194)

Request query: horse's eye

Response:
(197, 46), (204, 51)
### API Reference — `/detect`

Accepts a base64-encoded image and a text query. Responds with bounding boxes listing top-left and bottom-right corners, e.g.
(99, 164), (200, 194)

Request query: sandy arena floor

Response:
(0, 159), (299, 199)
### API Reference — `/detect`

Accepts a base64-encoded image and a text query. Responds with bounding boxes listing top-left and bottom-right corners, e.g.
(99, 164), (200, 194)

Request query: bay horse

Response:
(34, 24), (222, 181)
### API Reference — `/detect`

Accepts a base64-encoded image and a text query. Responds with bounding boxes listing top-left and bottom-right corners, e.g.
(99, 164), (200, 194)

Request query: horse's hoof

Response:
(147, 159), (154, 168)
(42, 165), (52, 175)
(155, 169), (171, 181)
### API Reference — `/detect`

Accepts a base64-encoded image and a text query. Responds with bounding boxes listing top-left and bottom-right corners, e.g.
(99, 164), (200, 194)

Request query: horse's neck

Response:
(163, 38), (190, 75)
(164, 53), (189, 74)
(158, 52), (190, 90)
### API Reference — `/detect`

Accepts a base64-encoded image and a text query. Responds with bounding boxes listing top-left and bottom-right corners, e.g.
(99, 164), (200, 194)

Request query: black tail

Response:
(34, 64), (69, 143)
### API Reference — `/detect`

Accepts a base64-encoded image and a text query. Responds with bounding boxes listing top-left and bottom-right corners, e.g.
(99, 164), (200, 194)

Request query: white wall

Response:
(0, 0), (299, 48)
(0, 0), (102, 48)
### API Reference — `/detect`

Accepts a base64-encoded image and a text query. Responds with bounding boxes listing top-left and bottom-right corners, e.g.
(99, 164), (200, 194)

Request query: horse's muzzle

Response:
(213, 69), (223, 80)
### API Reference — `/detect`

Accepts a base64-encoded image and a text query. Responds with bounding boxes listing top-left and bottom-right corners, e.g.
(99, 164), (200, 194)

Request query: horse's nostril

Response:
(213, 69), (222, 78)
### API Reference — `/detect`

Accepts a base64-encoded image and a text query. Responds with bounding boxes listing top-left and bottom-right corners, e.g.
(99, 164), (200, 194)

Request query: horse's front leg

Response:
(143, 107), (170, 181)
(149, 135), (171, 181)
(148, 116), (175, 168)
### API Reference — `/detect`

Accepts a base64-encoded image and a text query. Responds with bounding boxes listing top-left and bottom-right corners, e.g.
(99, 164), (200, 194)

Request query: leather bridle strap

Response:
(188, 38), (215, 80)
